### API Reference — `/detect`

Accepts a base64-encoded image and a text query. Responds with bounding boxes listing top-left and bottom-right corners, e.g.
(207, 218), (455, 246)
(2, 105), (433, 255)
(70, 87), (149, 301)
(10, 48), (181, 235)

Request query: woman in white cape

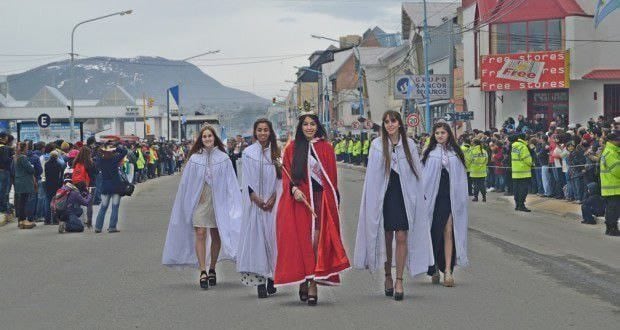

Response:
(421, 122), (469, 287)
(354, 110), (434, 301)
(237, 119), (282, 299)
(162, 125), (242, 290)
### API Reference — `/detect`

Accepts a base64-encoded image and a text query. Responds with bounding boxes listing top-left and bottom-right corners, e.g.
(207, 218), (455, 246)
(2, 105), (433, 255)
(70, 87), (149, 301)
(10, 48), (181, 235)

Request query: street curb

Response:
(337, 162), (588, 222)
(337, 162), (367, 173)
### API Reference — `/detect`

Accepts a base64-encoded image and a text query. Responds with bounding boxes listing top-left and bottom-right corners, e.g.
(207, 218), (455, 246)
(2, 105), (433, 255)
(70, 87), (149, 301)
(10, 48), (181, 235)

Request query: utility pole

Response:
(423, 0), (432, 133)
(448, 16), (456, 137)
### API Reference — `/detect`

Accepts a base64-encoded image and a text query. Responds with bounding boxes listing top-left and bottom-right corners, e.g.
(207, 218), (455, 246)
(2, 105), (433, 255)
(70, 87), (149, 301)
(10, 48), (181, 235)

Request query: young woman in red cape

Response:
(274, 112), (350, 306)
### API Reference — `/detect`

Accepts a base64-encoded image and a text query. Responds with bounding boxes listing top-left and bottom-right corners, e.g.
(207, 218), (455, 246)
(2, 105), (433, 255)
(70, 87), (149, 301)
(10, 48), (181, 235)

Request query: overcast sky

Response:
(0, 0), (421, 99)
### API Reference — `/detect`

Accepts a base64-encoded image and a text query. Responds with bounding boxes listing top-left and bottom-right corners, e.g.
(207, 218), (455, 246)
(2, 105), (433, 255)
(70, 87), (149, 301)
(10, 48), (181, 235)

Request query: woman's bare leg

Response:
(209, 228), (221, 270)
(194, 227), (207, 271)
(395, 230), (408, 293)
(384, 231), (394, 291)
(444, 215), (454, 272)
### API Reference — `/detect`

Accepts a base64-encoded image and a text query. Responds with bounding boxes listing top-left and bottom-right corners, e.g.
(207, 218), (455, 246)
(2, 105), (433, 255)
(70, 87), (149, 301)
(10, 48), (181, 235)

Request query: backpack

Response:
(50, 186), (71, 215)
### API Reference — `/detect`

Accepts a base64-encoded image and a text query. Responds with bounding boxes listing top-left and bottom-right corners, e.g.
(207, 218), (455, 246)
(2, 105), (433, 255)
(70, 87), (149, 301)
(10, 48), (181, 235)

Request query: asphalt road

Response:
(0, 167), (618, 329)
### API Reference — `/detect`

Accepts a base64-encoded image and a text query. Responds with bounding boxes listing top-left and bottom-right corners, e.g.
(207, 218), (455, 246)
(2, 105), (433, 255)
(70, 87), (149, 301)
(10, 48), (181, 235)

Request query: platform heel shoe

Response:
(384, 273), (394, 297)
(443, 271), (455, 287)
(199, 271), (209, 290)
(208, 269), (217, 286)
(257, 284), (268, 298)
(394, 278), (404, 301)
(266, 278), (277, 295)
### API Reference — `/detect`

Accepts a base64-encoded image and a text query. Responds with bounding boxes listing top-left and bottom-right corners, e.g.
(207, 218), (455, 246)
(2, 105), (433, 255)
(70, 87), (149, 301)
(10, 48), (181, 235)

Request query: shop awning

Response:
(583, 70), (620, 80)
(481, 0), (589, 24)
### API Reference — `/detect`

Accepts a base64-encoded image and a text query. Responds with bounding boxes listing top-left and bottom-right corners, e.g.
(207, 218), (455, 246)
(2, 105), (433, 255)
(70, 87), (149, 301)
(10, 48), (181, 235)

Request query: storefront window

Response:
(492, 24), (509, 54)
(548, 19), (562, 50)
(528, 20), (546, 52)
(490, 19), (563, 54)
(509, 22), (527, 53)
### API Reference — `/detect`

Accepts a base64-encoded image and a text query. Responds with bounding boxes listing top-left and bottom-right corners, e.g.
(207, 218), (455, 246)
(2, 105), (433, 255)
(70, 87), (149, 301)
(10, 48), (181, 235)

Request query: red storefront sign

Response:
(480, 50), (570, 91)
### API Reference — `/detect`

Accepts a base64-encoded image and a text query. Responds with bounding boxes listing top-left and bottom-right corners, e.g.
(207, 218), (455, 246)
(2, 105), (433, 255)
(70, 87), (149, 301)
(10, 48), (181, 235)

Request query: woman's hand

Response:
(250, 192), (264, 207)
(293, 187), (306, 203)
(262, 194), (276, 211)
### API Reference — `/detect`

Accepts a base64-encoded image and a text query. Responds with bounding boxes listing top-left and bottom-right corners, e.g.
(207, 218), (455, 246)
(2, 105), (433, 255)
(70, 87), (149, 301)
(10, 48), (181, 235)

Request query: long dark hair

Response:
(74, 146), (94, 169)
(381, 111), (418, 179)
(188, 125), (226, 159)
(253, 118), (282, 179)
(292, 114), (327, 182)
(422, 122), (466, 166)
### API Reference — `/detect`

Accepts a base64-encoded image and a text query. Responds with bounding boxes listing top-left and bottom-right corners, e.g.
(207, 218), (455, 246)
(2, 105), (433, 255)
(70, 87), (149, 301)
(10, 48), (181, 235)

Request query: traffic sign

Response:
(445, 111), (474, 122)
(352, 121), (360, 129)
(406, 113), (420, 127)
(364, 120), (373, 129)
(37, 113), (51, 128)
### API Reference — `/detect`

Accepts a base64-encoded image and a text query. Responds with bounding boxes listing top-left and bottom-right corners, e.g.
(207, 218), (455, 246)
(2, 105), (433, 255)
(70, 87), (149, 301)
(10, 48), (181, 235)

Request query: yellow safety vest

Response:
(461, 144), (471, 172)
(136, 150), (146, 169)
(600, 141), (620, 197)
(362, 140), (370, 156)
(353, 141), (362, 156)
(469, 145), (488, 178)
(511, 139), (532, 179)
(347, 141), (354, 154)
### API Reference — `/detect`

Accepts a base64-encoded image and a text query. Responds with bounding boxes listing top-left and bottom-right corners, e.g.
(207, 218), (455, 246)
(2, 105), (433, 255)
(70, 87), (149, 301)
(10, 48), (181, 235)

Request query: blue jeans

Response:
(564, 172), (573, 199)
(94, 173), (103, 204)
(27, 192), (38, 221)
(541, 166), (552, 196)
(0, 170), (10, 213)
(95, 194), (121, 231)
(570, 176), (583, 201)
(494, 174), (505, 191)
(535, 168), (544, 194)
(36, 180), (48, 219)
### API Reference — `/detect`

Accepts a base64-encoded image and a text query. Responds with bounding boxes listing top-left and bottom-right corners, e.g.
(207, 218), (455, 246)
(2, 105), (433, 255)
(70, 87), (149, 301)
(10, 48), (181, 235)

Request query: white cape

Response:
(236, 143), (281, 278)
(354, 137), (434, 276)
(422, 146), (469, 267)
(162, 148), (243, 268)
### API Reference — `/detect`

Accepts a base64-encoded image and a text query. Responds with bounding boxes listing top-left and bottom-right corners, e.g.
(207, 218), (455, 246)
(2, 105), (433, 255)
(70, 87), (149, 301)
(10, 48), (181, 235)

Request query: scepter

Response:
(275, 158), (317, 218)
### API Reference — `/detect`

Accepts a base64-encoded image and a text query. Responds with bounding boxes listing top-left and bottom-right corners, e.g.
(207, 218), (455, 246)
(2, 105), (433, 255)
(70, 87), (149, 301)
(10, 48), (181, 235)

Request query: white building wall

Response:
(465, 87), (485, 129)
(495, 90), (527, 124)
(364, 66), (390, 123)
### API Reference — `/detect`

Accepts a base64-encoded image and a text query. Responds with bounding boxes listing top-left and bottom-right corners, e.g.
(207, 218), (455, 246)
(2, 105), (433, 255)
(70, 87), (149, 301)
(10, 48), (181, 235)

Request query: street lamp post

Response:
(311, 35), (364, 122)
(69, 9), (133, 141)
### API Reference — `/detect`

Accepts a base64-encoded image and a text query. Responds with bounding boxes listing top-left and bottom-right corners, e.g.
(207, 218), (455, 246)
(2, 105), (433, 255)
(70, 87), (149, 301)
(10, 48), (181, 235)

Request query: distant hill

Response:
(7, 56), (268, 110)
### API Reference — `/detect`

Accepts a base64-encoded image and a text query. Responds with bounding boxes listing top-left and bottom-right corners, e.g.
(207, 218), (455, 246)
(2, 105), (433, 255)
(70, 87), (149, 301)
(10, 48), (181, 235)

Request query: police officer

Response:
(469, 138), (488, 202)
(511, 133), (533, 212)
(347, 136), (354, 164)
(353, 136), (362, 165)
(461, 136), (473, 196)
(362, 134), (370, 167)
(600, 132), (620, 236)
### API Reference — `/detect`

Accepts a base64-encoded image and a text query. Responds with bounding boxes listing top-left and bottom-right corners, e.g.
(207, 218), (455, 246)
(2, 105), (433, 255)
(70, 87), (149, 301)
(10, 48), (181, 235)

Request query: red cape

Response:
(274, 139), (350, 286)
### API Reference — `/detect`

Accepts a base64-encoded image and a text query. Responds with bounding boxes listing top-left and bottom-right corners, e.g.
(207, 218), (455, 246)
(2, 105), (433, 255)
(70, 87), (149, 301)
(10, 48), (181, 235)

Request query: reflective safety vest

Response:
(362, 140), (370, 156)
(600, 141), (620, 197)
(469, 145), (488, 178)
(334, 141), (342, 155)
(149, 148), (158, 164)
(511, 139), (532, 179)
(352, 141), (362, 157)
(347, 141), (354, 154)
(461, 144), (471, 172)
(136, 149), (146, 170)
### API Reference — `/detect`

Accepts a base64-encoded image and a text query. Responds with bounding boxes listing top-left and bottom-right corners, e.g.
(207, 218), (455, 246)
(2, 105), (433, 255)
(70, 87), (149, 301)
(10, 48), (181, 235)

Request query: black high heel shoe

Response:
(385, 273), (394, 297)
(208, 269), (217, 286)
(267, 278), (277, 295)
(299, 281), (308, 302)
(394, 277), (404, 301)
(199, 271), (209, 290)
(257, 284), (268, 298)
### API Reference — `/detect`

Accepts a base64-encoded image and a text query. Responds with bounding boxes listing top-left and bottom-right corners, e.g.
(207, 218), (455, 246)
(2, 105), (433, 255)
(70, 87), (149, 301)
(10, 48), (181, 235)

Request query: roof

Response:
(355, 47), (401, 66)
(402, 2), (460, 39)
(481, 0), (589, 24)
(583, 70), (620, 80)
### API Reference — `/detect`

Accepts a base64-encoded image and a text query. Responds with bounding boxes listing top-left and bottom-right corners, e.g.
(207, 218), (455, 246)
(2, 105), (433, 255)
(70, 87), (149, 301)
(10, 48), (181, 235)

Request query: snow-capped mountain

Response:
(7, 56), (268, 109)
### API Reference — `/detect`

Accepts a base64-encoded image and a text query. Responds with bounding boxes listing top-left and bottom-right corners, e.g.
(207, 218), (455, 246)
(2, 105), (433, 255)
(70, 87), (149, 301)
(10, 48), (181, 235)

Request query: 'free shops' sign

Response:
(480, 50), (570, 91)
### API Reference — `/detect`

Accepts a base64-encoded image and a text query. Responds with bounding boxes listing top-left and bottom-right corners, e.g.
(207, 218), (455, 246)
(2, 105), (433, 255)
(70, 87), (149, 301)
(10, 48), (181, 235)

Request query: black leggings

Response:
(15, 192), (31, 220)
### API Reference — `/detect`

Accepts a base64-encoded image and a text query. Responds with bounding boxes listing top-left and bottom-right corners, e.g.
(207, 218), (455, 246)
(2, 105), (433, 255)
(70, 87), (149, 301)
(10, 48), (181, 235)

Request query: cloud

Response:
(278, 16), (297, 23)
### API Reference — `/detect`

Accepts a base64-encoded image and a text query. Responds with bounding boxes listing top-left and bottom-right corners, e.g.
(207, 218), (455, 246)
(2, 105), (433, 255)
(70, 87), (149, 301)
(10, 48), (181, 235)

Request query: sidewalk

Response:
(337, 161), (588, 221)
(494, 193), (583, 220)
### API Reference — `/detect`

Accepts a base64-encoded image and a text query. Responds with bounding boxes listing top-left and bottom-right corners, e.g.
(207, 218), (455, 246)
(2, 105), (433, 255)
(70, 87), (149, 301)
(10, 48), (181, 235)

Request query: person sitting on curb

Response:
(581, 182), (605, 225)
(58, 180), (91, 233)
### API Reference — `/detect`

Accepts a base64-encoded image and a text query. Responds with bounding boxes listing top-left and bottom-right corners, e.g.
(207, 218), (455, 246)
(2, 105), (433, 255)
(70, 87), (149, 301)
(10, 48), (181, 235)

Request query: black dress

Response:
(428, 168), (456, 275)
(382, 169), (409, 231)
